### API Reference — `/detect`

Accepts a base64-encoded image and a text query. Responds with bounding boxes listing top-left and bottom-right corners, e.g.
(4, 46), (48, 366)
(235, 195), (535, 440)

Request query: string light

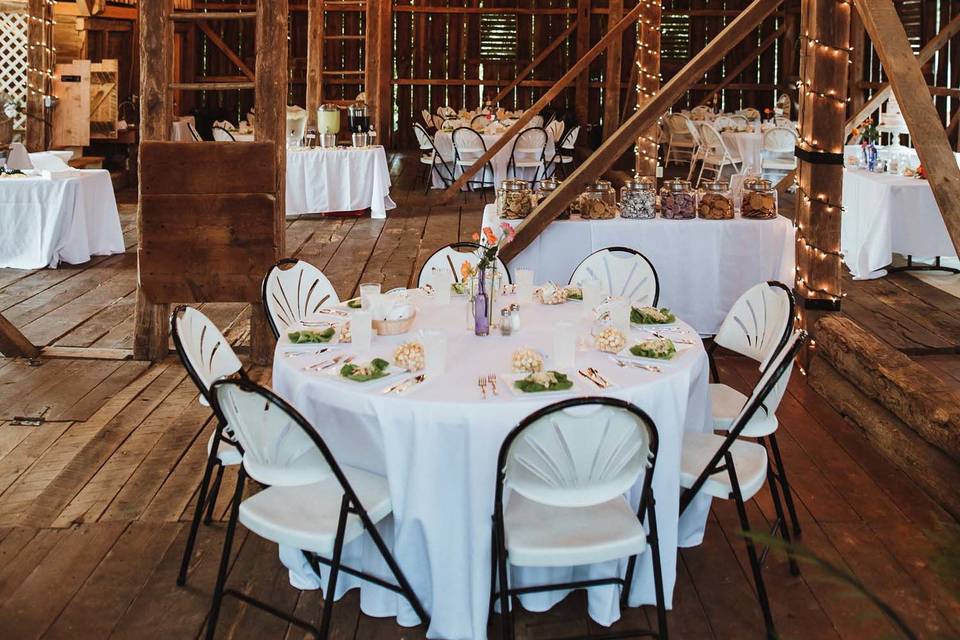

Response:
(26, 0), (57, 114)
(633, 1), (661, 174)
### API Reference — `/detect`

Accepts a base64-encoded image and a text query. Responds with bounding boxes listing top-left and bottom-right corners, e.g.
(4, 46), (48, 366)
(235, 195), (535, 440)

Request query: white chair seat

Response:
(208, 432), (243, 466)
(239, 465), (392, 555)
(504, 493), (647, 568)
(709, 383), (779, 438)
(680, 432), (768, 501)
(762, 157), (797, 170)
(419, 153), (435, 165)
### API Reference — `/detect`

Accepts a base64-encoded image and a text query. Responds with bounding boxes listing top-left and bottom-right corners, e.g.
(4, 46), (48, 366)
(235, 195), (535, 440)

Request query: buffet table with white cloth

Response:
(433, 125), (556, 190)
(272, 290), (713, 640)
(0, 166), (124, 269)
(841, 168), (957, 279)
(285, 146), (395, 219)
(482, 204), (795, 335)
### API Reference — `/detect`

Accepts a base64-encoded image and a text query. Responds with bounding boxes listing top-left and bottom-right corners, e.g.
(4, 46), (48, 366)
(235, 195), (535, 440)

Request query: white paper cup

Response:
(360, 283), (382, 310)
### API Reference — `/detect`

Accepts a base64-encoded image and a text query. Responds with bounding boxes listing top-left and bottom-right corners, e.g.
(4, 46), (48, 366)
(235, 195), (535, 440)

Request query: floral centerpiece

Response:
(467, 223), (515, 335)
(850, 117), (880, 171)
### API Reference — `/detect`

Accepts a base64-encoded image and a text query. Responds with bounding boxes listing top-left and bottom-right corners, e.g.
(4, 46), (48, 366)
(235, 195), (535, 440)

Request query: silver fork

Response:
(587, 367), (611, 388)
(609, 356), (662, 373)
(487, 374), (499, 396)
(478, 376), (488, 400)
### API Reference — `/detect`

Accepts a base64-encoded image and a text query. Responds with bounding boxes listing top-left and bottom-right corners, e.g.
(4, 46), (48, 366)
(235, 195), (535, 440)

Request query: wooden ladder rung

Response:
(169, 81), (255, 90)
(171, 11), (257, 21)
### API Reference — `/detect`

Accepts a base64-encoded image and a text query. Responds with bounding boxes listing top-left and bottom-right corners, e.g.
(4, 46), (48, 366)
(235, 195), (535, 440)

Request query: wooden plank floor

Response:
(0, 155), (957, 639)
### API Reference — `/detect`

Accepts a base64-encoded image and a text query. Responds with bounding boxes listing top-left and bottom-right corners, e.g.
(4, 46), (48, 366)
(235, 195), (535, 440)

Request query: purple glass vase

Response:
(474, 269), (489, 336)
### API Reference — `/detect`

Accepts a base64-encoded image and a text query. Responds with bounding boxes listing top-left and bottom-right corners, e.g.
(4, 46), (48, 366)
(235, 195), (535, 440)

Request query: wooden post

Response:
(25, 0), (50, 151)
(134, 0), (173, 361)
(857, 0), (960, 255)
(501, 0), (785, 262)
(574, 0), (591, 125)
(306, 0), (323, 129)
(793, 0), (850, 321)
(635, 0), (661, 178)
(365, 0), (392, 146)
(252, 0), (288, 365)
(848, 7), (866, 115)
(602, 0), (624, 140)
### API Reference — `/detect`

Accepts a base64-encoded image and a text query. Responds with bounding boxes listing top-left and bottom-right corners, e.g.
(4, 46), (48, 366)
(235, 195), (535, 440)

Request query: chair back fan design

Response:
(560, 125), (580, 150)
(763, 127), (797, 153)
(212, 380), (332, 487)
(698, 123), (728, 156)
(262, 258), (340, 339)
(512, 127), (548, 158)
(569, 248), (659, 307)
(502, 399), (656, 508)
(714, 281), (794, 369)
(171, 305), (243, 401)
(212, 126), (235, 142)
(729, 115), (750, 128)
(452, 126), (487, 159)
(416, 242), (512, 288)
(413, 123), (433, 151)
(546, 119), (564, 142)
(421, 109), (434, 129)
(527, 115), (545, 128)
(667, 113), (691, 136)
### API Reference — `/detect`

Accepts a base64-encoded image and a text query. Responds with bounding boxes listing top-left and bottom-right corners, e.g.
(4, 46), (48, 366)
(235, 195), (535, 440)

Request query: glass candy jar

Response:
(535, 177), (569, 219)
(496, 178), (533, 220)
(580, 180), (618, 220)
(620, 177), (656, 219)
(698, 180), (734, 220)
(659, 179), (697, 220)
(741, 177), (778, 219)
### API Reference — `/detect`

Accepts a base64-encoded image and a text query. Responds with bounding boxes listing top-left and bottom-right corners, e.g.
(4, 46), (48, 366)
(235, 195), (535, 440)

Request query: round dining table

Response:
(271, 289), (713, 640)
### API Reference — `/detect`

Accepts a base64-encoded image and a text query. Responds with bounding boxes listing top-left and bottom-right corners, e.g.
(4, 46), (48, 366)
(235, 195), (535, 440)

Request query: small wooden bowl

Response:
(372, 310), (417, 336)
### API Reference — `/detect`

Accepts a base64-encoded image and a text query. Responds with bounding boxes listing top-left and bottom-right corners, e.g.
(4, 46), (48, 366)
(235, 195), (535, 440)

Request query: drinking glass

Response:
(515, 268), (535, 302)
(552, 322), (576, 370)
(581, 278), (603, 310)
(351, 311), (372, 352)
(420, 329), (448, 376)
(360, 283), (381, 310)
(431, 270), (451, 305)
(608, 298), (631, 334)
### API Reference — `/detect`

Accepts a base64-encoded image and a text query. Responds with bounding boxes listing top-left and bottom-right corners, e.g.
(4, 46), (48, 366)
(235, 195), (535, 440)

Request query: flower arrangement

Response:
(471, 223), (515, 271)
(850, 117), (880, 145)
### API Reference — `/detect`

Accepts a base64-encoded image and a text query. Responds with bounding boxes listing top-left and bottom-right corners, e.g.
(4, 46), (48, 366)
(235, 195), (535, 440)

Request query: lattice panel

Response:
(0, 11), (27, 131)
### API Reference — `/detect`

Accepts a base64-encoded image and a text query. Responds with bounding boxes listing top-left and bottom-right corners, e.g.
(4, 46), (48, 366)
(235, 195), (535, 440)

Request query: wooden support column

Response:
(501, 0), (785, 262)
(848, 7), (866, 114)
(251, 0), (288, 365)
(134, 0), (173, 361)
(857, 0), (960, 256)
(365, 0), (392, 146)
(602, 0), (624, 140)
(306, 0), (323, 128)
(25, 0), (51, 151)
(793, 0), (851, 321)
(635, 0), (662, 178)
(574, 0), (591, 125)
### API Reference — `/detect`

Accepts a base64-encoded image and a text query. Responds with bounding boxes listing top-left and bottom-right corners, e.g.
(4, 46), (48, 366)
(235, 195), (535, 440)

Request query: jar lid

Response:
(624, 176), (655, 191)
(539, 177), (561, 191)
(664, 178), (691, 192)
(744, 177), (773, 191)
(319, 104), (339, 112)
(703, 180), (729, 192)
(501, 178), (529, 191)
(587, 180), (612, 192)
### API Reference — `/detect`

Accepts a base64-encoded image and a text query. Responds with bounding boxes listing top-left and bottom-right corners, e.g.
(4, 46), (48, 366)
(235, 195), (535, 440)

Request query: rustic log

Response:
(306, 0), (323, 128)
(574, 0), (591, 125)
(814, 315), (960, 460)
(501, 0), (784, 262)
(857, 0), (960, 257)
(601, 0), (624, 140)
(634, 0), (661, 178)
(809, 355), (960, 522)
(25, 0), (48, 151)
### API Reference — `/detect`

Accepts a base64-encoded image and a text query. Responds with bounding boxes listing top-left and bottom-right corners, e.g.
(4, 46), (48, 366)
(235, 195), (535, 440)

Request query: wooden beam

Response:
(441, 1), (649, 201)
(574, 0), (591, 125)
(0, 313), (39, 359)
(168, 81), (255, 90)
(491, 20), (577, 105)
(135, 0), (173, 361)
(305, 0), (323, 128)
(845, 11), (960, 136)
(252, 0), (288, 365)
(634, 0), (662, 178)
(501, 0), (785, 262)
(366, 0), (393, 145)
(195, 21), (255, 81)
(25, 0), (49, 151)
(857, 0), (960, 256)
(697, 25), (786, 107)
(602, 0), (624, 140)
(170, 11), (257, 20)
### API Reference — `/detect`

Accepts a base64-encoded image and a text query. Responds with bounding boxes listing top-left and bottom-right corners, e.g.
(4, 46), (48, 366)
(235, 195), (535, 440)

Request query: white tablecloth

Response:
(285, 146), (395, 219)
(721, 131), (763, 173)
(272, 291), (713, 640)
(841, 168), (957, 279)
(483, 205), (795, 335)
(433, 128), (556, 190)
(0, 169), (124, 269)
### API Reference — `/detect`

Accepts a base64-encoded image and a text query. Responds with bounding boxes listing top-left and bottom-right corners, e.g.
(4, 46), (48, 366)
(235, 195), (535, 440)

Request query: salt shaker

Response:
(500, 309), (512, 336)
(509, 304), (521, 332)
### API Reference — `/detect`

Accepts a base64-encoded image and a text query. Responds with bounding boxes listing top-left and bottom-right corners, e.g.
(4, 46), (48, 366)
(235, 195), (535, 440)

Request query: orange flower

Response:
(850, 127), (860, 138)
(471, 232), (480, 242)
(460, 260), (475, 279)
(482, 226), (498, 245)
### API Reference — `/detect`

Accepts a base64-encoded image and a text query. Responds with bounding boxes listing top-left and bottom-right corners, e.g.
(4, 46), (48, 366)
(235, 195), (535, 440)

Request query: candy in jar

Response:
(659, 179), (697, 219)
(620, 177), (656, 219)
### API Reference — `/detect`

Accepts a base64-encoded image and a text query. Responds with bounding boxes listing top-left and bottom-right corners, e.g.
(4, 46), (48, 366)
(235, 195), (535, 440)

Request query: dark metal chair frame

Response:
(415, 241), (514, 288)
(451, 126), (496, 200)
(261, 257), (337, 340)
(506, 126), (549, 189)
(490, 396), (668, 640)
(705, 280), (802, 539)
(413, 122), (456, 194)
(547, 124), (579, 178)
(679, 331), (809, 640)
(211, 125), (236, 141)
(170, 304), (248, 587)
(568, 246), (661, 308)
(205, 378), (431, 640)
